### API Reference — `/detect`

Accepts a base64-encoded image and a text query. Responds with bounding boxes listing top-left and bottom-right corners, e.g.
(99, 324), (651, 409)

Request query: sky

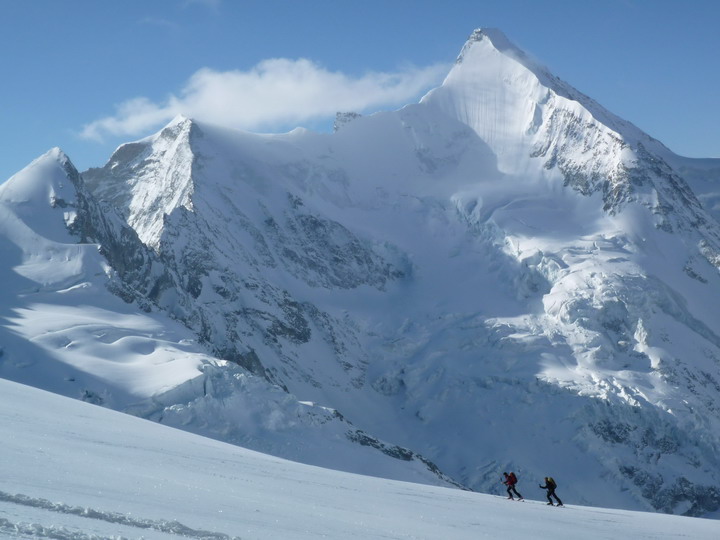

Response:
(1, 0), (719, 181)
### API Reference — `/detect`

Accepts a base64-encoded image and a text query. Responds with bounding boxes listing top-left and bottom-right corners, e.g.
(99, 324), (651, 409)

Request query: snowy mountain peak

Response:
(424, 28), (583, 175)
(83, 116), (197, 248)
(423, 28), (708, 226)
(0, 147), (78, 207)
(152, 113), (195, 143)
(166, 113), (193, 128)
(458, 28), (533, 68)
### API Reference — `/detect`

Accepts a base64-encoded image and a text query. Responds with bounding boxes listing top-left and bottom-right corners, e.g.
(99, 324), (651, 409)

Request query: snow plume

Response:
(80, 59), (447, 140)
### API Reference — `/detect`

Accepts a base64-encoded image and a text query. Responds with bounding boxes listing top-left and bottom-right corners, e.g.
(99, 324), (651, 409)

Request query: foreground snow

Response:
(1, 378), (717, 540)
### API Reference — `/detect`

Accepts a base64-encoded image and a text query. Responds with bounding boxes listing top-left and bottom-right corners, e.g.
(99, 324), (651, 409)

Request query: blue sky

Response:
(1, 0), (718, 181)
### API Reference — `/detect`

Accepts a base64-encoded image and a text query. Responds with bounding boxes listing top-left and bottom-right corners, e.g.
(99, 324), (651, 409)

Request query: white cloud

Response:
(80, 58), (448, 141)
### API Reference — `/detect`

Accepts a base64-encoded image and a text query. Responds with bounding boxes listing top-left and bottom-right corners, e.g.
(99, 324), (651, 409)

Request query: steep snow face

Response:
(422, 29), (559, 175)
(83, 116), (196, 248)
(421, 29), (707, 223)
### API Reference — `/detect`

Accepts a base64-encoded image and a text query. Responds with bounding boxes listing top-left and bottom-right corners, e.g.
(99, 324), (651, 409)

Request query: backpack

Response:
(509, 472), (518, 484)
(547, 477), (557, 489)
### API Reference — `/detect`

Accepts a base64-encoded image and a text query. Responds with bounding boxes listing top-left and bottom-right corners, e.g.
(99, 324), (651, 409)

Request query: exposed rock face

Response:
(333, 111), (362, 132)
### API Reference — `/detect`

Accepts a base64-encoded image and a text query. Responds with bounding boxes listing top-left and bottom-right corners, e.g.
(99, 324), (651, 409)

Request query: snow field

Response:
(1, 378), (718, 540)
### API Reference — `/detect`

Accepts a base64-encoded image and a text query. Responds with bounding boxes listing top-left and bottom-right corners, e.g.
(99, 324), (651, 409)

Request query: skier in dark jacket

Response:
(502, 472), (523, 500)
(539, 476), (563, 506)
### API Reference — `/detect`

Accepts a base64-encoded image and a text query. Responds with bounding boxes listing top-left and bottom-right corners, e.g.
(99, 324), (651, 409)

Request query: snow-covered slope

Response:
(0, 148), (202, 405)
(0, 149), (462, 488)
(2, 377), (718, 540)
(5, 28), (720, 517)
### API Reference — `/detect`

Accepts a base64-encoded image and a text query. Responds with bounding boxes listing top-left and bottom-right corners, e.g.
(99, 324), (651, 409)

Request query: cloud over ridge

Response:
(81, 58), (447, 140)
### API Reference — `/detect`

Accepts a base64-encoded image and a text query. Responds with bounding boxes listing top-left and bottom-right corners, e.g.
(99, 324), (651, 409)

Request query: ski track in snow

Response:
(0, 491), (241, 540)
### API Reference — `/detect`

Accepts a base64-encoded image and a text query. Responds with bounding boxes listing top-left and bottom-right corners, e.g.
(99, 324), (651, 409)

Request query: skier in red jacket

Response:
(502, 472), (523, 500)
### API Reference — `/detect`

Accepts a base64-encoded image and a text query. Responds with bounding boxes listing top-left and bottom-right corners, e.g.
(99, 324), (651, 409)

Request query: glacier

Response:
(2, 28), (720, 517)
